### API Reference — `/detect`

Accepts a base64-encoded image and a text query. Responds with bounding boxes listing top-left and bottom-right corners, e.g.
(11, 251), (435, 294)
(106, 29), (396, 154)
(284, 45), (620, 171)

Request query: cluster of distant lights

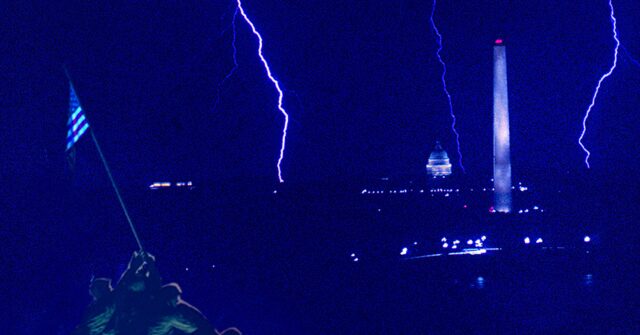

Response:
(517, 205), (544, 214)
(397, 236), (494, 259)
(361, 181), (529, 196)
(523, 236), (592, 244)
(149, 181), (194, 190)
(523, 237), (544, 244)
(473, 181), (529, 193)
(355, 234), (594, 262)
(361, 188), (462, 196)
(438, 235), (488, 250)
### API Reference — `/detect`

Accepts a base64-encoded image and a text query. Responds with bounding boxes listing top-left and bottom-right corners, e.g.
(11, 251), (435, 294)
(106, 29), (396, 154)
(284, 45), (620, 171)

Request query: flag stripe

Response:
(66, 84), (89, 151)
(67, 124), (89, 150)
(71, 114), (86, 132)
(68, 106), (83, 125)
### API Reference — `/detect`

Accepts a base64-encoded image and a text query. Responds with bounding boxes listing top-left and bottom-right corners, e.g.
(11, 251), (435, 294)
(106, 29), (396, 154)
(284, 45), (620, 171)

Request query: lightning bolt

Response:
(212, 7), (239, 113)
(578, 0), (619, 168)
(429, 0), (465, 174)
(237, 0), (289, 183)
(621, 44), (640, 68)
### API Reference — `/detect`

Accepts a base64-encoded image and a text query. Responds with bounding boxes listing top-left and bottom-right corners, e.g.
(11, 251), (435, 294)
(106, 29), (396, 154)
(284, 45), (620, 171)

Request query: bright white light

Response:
(452, 245), (458, 249)
(442, 243), (449, 248)
(584, 236), (591, 243)
(400, 247), (408, 256)
(524, 237), (530, 244)
(413, 241), (418, 245)
(467, 239), (473, 245)
(533, 206), (539, 210)
(353, 258), (359, 262)
(350, 253), (355, 257)
(536, 238), (543, 244)
(453, 240), (460, 244)
(441, 237), (447, 242)
(481, 236), (487, 241)
(149, 182), (172, 189)
(449, 248), (486, 256)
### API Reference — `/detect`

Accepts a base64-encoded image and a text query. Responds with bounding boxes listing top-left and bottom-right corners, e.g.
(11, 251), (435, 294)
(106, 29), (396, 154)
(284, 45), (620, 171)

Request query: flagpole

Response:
(64, 66), (144, 252)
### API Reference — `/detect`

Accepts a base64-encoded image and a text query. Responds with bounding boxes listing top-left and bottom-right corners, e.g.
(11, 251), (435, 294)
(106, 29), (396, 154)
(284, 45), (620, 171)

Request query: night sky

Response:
(2, 0), (639, 186)
(2, 1), (640, 333)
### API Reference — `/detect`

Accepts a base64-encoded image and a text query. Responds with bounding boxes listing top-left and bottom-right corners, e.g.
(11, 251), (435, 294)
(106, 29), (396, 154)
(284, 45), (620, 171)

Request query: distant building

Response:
(426, 142), (452, 177)
(493, 38), (512, 212)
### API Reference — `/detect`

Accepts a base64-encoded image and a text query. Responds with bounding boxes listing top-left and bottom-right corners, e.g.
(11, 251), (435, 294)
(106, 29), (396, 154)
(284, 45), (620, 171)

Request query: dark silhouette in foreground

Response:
(73, 251), (241, 335)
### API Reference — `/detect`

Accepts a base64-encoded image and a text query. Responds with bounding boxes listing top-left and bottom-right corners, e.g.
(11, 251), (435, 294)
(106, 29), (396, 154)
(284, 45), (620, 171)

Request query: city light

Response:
(536, 238), (543, 244)
(400, 247), (408, 256)
(524, 237), (530, 244)
(149, 182), (171, 189)
(584, 236), (591, 243)
(448, 248), (486, 256)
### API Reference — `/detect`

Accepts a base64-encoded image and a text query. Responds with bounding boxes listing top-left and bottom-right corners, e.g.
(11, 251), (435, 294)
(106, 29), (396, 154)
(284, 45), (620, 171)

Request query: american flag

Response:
(66, 83), (89, 151)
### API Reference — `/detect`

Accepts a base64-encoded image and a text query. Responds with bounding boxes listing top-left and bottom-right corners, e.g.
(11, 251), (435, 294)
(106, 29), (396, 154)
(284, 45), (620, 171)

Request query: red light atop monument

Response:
(495, 39), (503, 45)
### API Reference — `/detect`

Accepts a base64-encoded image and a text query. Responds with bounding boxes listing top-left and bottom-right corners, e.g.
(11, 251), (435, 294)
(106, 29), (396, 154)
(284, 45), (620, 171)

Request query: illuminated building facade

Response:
(493, 39), (512, 212)
(426, 141), (452, 177)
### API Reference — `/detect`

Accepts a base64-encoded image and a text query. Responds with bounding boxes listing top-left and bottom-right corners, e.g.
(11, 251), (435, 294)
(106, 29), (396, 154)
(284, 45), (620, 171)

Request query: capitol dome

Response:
(426, 141), (452, 177)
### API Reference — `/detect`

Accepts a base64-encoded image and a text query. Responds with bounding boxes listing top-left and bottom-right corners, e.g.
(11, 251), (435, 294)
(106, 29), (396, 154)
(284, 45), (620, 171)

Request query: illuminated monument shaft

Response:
(493, 40), (512, 213)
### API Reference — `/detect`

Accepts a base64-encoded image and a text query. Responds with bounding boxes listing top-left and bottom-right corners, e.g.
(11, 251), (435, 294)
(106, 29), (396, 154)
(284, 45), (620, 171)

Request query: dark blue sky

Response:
(1, 3), (640, 333)
(2, 0), (639, 186)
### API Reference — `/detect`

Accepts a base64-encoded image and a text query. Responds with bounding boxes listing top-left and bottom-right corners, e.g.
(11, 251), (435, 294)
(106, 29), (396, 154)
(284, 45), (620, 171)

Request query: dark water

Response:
(4, 180), (639, 334)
